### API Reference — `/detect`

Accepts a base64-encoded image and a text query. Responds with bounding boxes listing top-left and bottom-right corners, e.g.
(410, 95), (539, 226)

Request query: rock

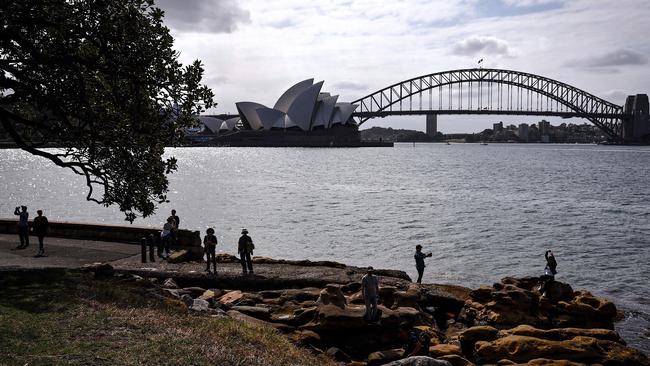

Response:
(458, 326), (499, 355)
(379, 286), (399, 308)
(216, 253), (239, 262)
(258, 288), (321, 305)
(219, 290), (243, 305)
(474, 335), (650, 365)
(161, 288), (181, 299)
(317, 284), (347, 308)
(367, 348), (404, 366)
(198, 289), (223, 301)
(270, 305), (317, 326)
(189, 298), (210, 312)
(94, 263), (114, 279)
(231, 305), (272, 321)
(164, 298), (188, 312)
(513, 359), (586, 365)
(325, 347), (351, 362)
(384, 356), (452, 366)
(304, 304), (423, 332)
(227, 310), (294, 332)
(162, 278), (179, 289)
(428, 344), (462, 358)
(288, 330), (321, 347)
(341, 282), (362, 294)
(183, 286), (207, 298)
(502, 324), (624, 343)
(167, 249), (190, 263)
(469, 286), (493, 302)
(180, 294), (194, 307)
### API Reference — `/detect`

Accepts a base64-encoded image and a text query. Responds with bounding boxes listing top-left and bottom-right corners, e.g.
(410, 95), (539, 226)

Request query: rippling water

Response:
(1, 143), (649, 352)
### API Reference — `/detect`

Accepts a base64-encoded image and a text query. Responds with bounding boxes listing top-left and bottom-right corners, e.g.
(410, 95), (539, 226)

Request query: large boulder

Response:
(226, 310), (293, 332)
(270, 305), (317, 326)
(219, 290), (243, 305)
(474, 335), (649, 365)
(167, 249), (190, 263)
(183, 286), (207, 298)
(317, 284), (347, 308)
(189, 298), (210, 312)
(428, 344), (462, 358)
(231, 305), (272, 321)
(502, 324), (624, 343)
(384, 356), (452, 366)
(458, 326), (499, 355)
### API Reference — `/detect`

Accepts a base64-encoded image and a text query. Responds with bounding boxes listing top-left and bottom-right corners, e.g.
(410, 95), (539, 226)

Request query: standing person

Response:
(414, 245), (433, 284)
(168, 209), (180, 246)
(203, 228), (218, 273)
(238, 229), (254, 275)
(539, 250), (558, 296)
(160, 218), (174, 258)
(362, 266), (380, 322)
(32, 210), (49, 257)
(13, 206), (29, 249)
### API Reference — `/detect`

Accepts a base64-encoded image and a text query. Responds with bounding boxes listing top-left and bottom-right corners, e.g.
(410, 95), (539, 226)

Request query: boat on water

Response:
(480, 142), (488, 145)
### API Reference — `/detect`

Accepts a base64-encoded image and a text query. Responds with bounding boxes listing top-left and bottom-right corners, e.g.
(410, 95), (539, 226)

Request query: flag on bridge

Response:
(478, 58), (484, 64)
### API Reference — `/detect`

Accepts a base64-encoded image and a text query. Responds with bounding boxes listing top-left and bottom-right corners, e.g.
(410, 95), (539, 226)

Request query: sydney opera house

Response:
(190, 79), (388, 147)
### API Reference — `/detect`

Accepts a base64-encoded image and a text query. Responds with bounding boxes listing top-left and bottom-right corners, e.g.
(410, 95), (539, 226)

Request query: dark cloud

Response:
(155, 0), (250, 33)
(451, 36), (511, 56)
(332, 81), (369, 91)
(585, 49), (647, 68)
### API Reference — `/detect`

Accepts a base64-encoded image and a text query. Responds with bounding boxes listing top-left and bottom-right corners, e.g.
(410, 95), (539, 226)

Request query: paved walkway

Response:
(0, 234), (140, 269)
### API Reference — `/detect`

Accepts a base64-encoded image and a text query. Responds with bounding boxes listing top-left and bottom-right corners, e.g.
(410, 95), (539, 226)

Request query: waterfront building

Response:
(518, 123), (529, 142)
(493, 122), (504, 132)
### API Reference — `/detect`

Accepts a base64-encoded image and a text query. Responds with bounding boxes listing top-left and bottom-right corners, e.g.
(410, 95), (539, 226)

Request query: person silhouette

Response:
(238, 229), (254, 275)
(13, 206), (29, 249)
(414, 245), (433, 283)
(32, 210), (49, 257)
(203, 228), (218, 273)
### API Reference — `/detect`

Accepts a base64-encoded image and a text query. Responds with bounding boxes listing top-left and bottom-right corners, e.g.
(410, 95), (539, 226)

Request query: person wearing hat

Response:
(238, 229), (254, 275)
(362, 266), (380, 322)
(203, 228), (218, 273)
(414, 245), (433, 284)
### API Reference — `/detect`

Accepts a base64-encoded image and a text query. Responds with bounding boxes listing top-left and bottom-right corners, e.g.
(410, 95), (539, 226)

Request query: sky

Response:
(155, 0), (650, 133)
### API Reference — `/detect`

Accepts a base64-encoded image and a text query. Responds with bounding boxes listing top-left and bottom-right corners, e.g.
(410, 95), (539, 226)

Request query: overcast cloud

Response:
(158, 0), (650, 133)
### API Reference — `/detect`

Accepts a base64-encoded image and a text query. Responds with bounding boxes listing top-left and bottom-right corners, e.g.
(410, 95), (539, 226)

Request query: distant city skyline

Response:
(157, 0), (650, 133)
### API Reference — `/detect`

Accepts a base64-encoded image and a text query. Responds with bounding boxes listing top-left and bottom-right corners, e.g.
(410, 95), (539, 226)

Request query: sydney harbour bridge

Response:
(350, 68), (649, 143)
(213, 68), (649, 143)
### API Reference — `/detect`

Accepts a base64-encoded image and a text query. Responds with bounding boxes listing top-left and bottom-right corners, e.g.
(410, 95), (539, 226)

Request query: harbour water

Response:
(1, 143), (649, 352)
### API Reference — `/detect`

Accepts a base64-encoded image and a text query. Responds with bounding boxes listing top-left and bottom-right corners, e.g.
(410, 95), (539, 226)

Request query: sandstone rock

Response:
(304, 304), (423, 332)
(231, 305), (272, 321)
(367, 348), (404, 366)
(198, 289), (223, 301)
(469, 286), (493, 302)
(227, 310), (294, 332)
(458, 326), (499, 355)
(513, 359), (586, 365)
(219, 290), (243, 305)
(270, 305), (317, 326)
(317, 284), (347, 308)
(189, 298), (210, 312)
(183, 286), (207, 298)
(428, 344), (462, 358)
(384, 356), (452, 366)
(161, 288), (181, 299)
(258, 288), (321, 305)
(341, 281), (362, 294)
(502, 324), (624, 343)
(162, 278), (179, 289)
(325, 347), (351, 362)
(474, 335), (650, 365)
(216, 253), (238, 262)
(167, 249), (190, 263)
(379, 286), (399, 308)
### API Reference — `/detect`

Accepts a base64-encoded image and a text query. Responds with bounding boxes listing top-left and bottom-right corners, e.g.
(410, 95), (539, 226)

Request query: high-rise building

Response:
(493, 122), (503, 132)
(518, 123), (529, 142)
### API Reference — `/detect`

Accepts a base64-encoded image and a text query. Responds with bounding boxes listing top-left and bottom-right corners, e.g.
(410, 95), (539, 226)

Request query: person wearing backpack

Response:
(203, 228), (218, 273)
(238, 229), (254, 275)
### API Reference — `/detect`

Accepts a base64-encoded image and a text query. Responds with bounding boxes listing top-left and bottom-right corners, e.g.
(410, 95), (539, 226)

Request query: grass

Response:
(0, 269), (334, 366)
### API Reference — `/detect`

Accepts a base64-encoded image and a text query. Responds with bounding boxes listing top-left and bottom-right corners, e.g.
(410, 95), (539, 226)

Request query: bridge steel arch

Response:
(351, 68), (627, 140)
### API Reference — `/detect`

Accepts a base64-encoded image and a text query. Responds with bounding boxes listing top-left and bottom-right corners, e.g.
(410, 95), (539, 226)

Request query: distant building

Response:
(518, 123), (529, 142)
(493, 122), (504, 132)
(539, 120), (551, 142)
(426, 114), (437, 137)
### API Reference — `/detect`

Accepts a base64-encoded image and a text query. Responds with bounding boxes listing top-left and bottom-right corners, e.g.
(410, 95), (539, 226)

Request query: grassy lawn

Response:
(0, 269), (333, 366)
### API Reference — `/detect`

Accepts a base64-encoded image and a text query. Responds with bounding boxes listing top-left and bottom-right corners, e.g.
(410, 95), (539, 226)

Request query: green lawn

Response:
(0, 269), (332, 366)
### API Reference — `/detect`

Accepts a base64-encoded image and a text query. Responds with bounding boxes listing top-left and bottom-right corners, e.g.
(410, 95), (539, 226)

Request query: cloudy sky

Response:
(156, 0), (649, 133)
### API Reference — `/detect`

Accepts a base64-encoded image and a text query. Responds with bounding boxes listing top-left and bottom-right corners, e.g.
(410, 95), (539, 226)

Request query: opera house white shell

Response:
(235, 79), (358, 131)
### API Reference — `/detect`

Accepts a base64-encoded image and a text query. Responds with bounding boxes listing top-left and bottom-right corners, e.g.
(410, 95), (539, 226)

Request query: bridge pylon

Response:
(426, 114), (438, 138)
(622, 94), (650, 142)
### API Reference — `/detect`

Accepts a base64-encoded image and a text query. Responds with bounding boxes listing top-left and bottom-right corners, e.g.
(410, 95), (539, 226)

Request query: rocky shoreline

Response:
(85, 257), (649, 366)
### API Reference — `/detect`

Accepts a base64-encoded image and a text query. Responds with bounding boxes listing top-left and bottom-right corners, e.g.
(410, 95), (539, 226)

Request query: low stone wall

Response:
(0, 218), (201, 257)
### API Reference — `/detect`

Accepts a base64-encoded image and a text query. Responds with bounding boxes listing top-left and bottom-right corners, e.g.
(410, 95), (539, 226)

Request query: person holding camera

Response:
(414, 244), (433, 284)
(13, 206), (29, 249)
(539, 250), (558, 296)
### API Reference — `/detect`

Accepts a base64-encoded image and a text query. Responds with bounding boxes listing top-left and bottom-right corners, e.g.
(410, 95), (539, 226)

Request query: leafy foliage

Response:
(0, 0), (214, 221)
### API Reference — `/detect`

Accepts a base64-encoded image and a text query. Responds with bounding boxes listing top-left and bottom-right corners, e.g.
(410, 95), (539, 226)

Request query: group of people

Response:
(12, 206), (49, 257)
(358, 245), (559, 358)
(201, 227), (254, 275)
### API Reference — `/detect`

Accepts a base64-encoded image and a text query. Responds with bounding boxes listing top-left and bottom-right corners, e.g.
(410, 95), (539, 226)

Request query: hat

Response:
(367, 266), (374, 272)
(241, 229), (248, 234)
